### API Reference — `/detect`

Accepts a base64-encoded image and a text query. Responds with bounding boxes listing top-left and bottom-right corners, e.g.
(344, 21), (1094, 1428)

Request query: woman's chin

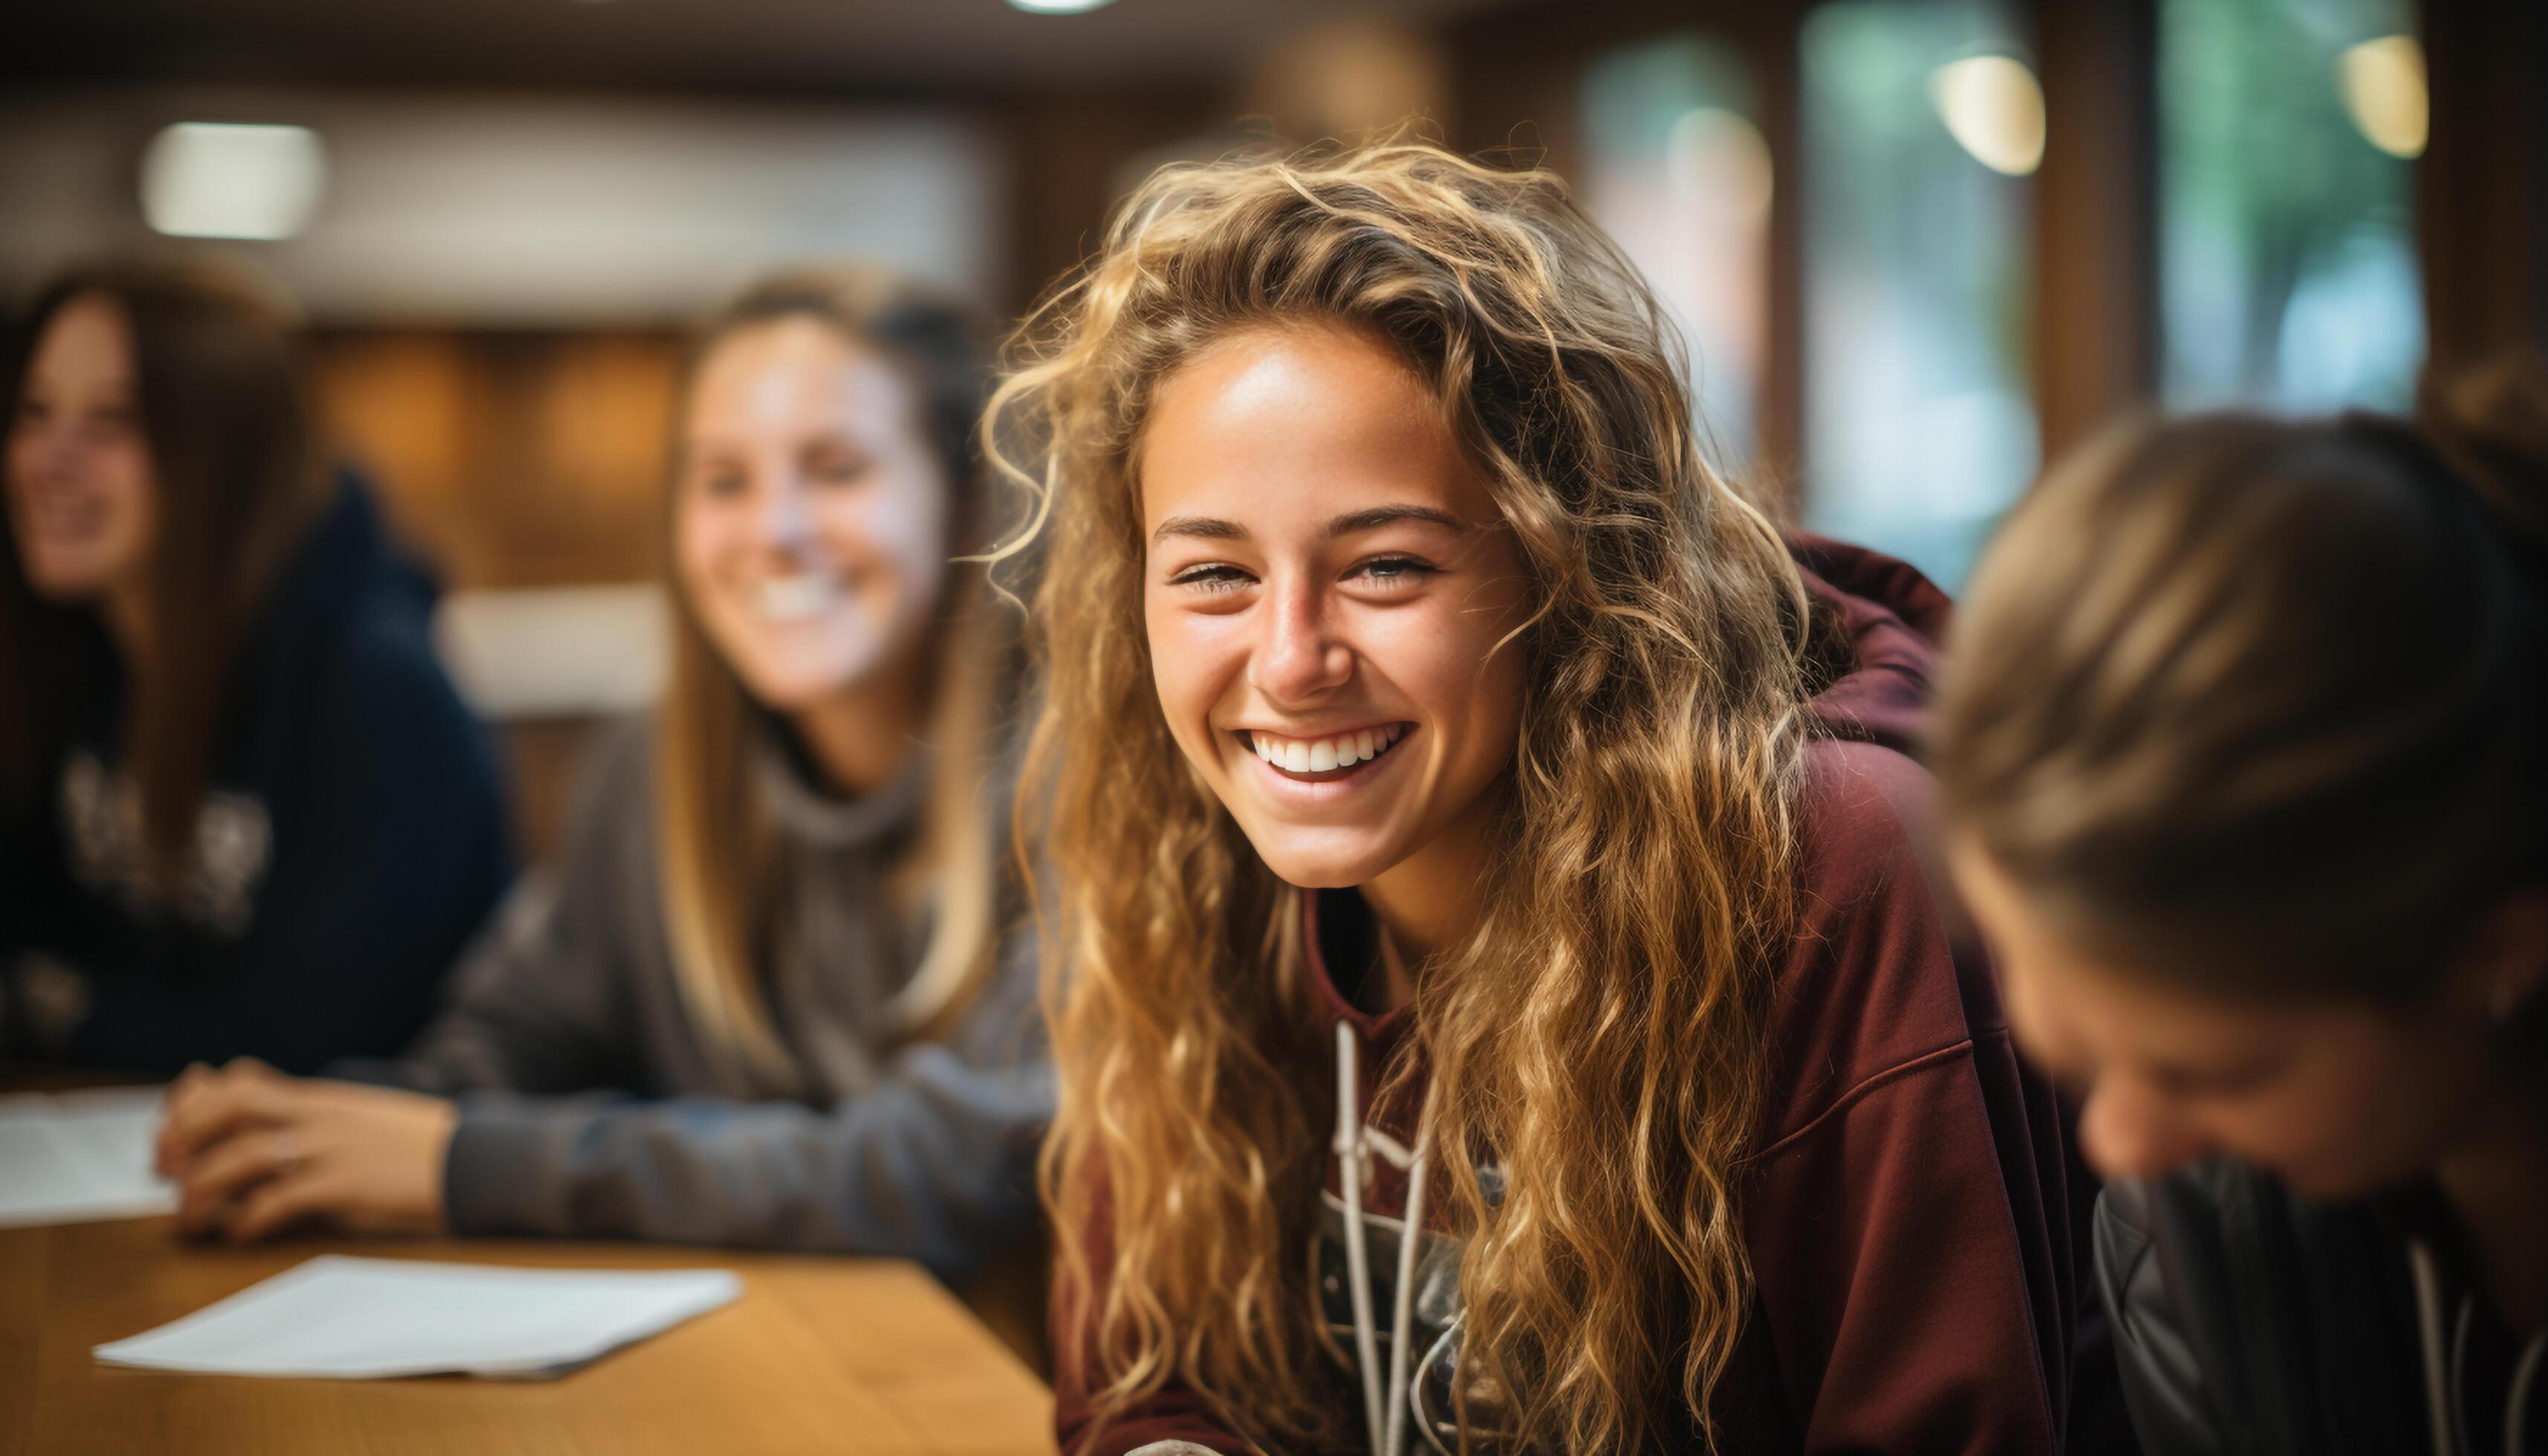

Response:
(1238, 827), (1406, 894)
(724, 646), (887, 713)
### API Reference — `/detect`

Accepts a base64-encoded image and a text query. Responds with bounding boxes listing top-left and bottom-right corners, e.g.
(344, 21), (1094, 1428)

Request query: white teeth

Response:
(758, 573), (836, 623)
(1250, 726), (1408, 775)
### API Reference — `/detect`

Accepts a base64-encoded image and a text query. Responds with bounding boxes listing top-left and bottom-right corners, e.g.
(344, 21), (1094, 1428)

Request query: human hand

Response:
(156, 1059), (458, 1243)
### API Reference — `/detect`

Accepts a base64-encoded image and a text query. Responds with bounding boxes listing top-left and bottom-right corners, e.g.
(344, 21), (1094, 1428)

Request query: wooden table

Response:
(0, 1217), (1056, 1455)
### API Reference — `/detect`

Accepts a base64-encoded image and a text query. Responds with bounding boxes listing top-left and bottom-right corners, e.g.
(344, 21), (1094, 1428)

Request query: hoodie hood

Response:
(217, 467), (449, 791)
(239, 469), (436, 689)
(1789, 531), (1953, 760)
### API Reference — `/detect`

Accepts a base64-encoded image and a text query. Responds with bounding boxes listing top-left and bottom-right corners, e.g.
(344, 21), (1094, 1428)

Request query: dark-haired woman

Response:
(1936, 359), (2548, 1455)
(2, 261), (512, 1076)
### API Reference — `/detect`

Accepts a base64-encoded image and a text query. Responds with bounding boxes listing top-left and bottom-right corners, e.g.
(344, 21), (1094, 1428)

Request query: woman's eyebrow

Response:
(1150, 514), (1249, 547)
(1325, 504), (1469, 537)
(1148, 504), (1471, 549)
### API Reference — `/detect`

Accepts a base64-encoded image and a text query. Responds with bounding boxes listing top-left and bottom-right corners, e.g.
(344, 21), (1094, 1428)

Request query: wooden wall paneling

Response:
(2419, 0), (2548, 372)
(2028, 0), (2159, 465)
(311, 330), (680, 591)
(521, 331), (680, 586)
(995, 90), (1228, 317)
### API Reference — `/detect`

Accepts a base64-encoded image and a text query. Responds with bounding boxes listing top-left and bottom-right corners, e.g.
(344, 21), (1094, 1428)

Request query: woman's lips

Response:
(15, 485), (111, 541)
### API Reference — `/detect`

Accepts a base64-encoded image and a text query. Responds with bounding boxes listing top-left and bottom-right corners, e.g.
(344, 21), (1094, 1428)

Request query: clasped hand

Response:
(153, 1059), (458, 1243)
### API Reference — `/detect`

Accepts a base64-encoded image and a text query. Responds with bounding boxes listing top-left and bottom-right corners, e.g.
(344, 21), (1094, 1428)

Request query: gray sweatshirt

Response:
(335, 717), (1051, 1282)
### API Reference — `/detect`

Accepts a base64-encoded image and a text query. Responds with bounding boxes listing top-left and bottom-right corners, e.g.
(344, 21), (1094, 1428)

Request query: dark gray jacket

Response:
(337, 718), (1050, 1282)
(2097, 1163), (2545, 1455)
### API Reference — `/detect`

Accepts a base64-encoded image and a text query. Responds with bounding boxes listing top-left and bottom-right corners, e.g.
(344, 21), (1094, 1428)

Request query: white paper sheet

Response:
(0, 1085), (176, 1229)
(94, 1255), (744, 1379)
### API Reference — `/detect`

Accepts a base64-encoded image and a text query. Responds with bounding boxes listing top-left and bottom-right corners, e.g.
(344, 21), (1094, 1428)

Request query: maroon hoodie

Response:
(1056, 539), (2109, 1455)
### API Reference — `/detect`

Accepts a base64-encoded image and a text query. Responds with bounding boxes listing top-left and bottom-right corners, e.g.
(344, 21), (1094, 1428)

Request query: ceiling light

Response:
(1007, 0), (1117, 12)
(1930, 56), (2045, 178)
(140, 123), (328, 241)
(2338, 34), (2427, 159)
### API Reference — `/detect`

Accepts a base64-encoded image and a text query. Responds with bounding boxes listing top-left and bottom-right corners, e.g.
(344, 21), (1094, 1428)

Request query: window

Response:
(1579, 33), (1771, 474)
(1801, 0), (2038, 589)
(2160, 0), (2422, 411)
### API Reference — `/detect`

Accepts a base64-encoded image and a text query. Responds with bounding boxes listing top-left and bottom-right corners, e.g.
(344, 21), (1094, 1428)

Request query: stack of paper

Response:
(94, 1255), (744, 1379)
(0, 1086), (175, 1229)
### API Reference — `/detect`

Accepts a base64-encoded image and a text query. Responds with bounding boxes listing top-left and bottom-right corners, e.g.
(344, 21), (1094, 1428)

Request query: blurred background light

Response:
(1578, 33), (1769, 475)
(2337, 33), (2428, 159)
(2159, 0), (2423, 412)
(1007, 0), (1117, 13)
(1804, 1), (2038, 590)
(1930, 55), (2046, 177)
(140, 122), (327, 240)
(16, 97), (1004, 325)
(1673, 107), (1775, 227)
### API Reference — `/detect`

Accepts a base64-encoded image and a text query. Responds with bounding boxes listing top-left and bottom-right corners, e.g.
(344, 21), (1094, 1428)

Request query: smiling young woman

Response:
(148, 267), (1051, 1275)
(993, 139), (2111, 1455)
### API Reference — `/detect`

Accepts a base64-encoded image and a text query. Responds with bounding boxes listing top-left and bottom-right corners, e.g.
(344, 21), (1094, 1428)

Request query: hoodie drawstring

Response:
(1334, 1020), (1438, 1456)
(1336, 1023), (1388, 1453)
(2414, 1240), (2457, 1455)
(2509, 1332), (2544, 1456)
(2411, 1237), (2548, 1456)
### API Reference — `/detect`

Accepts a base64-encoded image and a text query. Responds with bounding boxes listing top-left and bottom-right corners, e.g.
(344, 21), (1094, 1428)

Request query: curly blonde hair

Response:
(992, 137), (1815, 1453)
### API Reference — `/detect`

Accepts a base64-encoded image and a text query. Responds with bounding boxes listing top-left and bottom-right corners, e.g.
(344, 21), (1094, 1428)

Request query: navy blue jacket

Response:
(1, 473), (514, 1074)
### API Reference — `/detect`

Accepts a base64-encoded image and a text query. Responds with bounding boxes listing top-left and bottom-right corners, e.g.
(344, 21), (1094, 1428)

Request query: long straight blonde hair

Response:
(992, 139), (1815, 1453)
(655, 267), (1010, 1093)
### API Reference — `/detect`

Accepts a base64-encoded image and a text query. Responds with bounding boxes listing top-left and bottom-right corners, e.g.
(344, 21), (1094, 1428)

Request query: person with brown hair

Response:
(151, 267), (1050, 1275)
(995, 137), (2107, 1455)
(1, 259), (512, 1074)
(1934, 359), (2548, 1455)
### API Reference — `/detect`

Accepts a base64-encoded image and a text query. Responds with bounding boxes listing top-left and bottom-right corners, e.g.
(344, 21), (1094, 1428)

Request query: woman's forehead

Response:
(1139, 324), (1482, 530)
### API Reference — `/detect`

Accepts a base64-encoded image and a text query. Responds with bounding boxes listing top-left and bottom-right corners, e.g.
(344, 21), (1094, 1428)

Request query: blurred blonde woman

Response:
(155, 267), (1051, 1278)
(998, 138), (2107, 1455)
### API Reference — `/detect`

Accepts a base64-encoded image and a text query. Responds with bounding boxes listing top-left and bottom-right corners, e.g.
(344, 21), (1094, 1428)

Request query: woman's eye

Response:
(697, 470), (747, 498)
(810, 454), (873, 486)
(1349, 555), (1437, 587)
(1169, 563), (1253, 594)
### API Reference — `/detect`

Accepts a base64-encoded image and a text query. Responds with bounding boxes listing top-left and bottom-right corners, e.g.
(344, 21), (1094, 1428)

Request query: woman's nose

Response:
(1249, 576), (1352, 703)
(2078, 1075), (2214, 1182)
(755, 478), (816, 553)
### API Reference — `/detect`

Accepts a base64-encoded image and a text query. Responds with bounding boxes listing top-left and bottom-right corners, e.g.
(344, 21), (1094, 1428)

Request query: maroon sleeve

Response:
(1738, 741), (2067, 1455)
(1050, 1165), (1252, 1456)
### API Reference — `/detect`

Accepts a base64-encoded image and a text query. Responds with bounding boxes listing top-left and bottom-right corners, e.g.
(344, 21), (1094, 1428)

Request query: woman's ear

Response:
(2453, 888), (2548, 1024)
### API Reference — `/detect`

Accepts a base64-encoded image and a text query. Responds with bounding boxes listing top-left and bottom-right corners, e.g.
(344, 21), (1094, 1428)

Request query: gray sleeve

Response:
(440, 925), (1053, 1280)
(2093, 1179), (2226, 1456)
(330, 722), (648, 1097)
